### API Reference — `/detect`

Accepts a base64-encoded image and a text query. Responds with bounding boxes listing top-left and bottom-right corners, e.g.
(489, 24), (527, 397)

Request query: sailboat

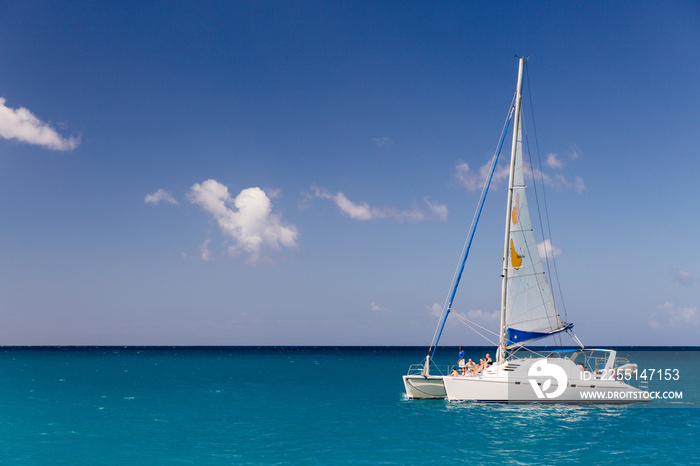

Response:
(405, 58), (650, 403)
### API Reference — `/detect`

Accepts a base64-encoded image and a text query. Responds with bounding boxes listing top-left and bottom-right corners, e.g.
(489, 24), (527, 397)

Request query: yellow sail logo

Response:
(510, 238), (522, 270)
(511, 193), (520, 225)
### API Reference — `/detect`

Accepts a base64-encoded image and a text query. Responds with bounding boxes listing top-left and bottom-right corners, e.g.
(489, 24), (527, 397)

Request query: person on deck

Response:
(458, 346), (466, 375)
(466, 358), (478, 377)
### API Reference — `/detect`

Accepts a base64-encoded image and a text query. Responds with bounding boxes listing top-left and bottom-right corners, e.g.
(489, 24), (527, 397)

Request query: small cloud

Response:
(0, 97), (80, 151)
(200, 239), (212, 261)
(568, 145), (581, 161)
(546, 153), (564, 169)
(456, 155), (585, 194)
(333, 191), (373, 220)
(428, 303), (443, 318)
(145, 188), (178, 205)
(650, 302), (699, 328)
(455, 161), (509, 192)
(670, 267), (699, 287)
(266, 188), (282, 199)
(538, 239), (561, 259)
(370, 302), (392, 314)
(424, 198), (448, 222)
(465, 309), (500, 322)
(188, 179), (298, 263)
(372, 136), (394, 148)
(310, 185), (447, 222)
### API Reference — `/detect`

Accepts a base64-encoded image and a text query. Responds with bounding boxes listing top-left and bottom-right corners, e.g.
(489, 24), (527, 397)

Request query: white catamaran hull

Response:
(402, 375), (446, 399)
(442, 357), (650, 403)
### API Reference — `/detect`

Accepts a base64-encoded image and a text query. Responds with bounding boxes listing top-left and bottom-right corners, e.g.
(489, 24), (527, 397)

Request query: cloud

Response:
(200, 239), (212, 261)
(538, 239), (562, 259)
(372, 136), (394, 147)
(145, 188), (178, 205)
(188, 179), (298, 262)
(465, 309), (500, 322)
(455, 161), (509, 192)
(546, 153), (564, 169)
(533, 170), (586, 194)
(455, 159), (585, 194)
(370, 302), (392, 314)
(670, 267), (699, 286)
(649, 302), (699, 328)
(311, 186), (447, 222)
(332, 191), (373, 220)
(428, 303), (443, 318)
(0, 98), (80, 151)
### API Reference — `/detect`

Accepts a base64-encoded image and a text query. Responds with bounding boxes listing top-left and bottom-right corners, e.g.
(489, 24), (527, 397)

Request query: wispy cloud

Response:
(144, 189), (178, 205)
(427, 303), (443, 318)
(372, 136), (394, 147)
(0, 98), (79, 151)
(455, 155), (586, 194)
(650, 302), (699, 328)
(546, 153), (564, 169)
(455, 161), (509, 192)
(200, 239), (212, 261)
(538, 239), (562, 259)
(370, 302), (392, 314)
(465, 309), (500, 322)
(311, 185), (447, 222)
(188, 179), (298, 263)
(670, 267), (699, 286)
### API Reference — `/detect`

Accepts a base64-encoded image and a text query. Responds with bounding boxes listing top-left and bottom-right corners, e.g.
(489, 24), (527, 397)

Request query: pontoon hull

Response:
(402, 375), (446, 399)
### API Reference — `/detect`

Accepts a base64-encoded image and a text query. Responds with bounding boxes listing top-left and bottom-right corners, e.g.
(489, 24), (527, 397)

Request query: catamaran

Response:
(404, 58), (650, 403)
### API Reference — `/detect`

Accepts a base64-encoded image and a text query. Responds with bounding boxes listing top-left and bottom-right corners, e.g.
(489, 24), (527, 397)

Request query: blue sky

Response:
(0, 1), (698, 346)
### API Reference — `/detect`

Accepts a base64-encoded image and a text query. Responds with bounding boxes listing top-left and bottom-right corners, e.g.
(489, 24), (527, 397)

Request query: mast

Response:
(497, 57), (526, 364)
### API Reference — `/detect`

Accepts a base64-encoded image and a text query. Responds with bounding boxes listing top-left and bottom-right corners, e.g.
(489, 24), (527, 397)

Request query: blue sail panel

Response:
(506, 323), (573, 346)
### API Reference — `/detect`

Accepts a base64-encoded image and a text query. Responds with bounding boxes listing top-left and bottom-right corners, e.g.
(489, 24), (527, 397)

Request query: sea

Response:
(1, 346), (698, 465)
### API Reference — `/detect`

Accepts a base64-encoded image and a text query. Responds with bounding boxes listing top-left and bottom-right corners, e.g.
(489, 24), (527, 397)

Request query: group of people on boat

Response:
(453, 346), (492, 377)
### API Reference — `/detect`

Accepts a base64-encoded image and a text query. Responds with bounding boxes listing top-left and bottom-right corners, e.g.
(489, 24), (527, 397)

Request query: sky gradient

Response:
(1, 1), (699, 346)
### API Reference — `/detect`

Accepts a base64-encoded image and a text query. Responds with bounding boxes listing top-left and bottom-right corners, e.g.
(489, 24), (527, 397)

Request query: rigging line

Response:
(524, 64), (569, 323)
(451, 312), (500, 337)
(521, 119), (559, 334)
(451, 314), (500, 346)
(427, 93), (516, 357)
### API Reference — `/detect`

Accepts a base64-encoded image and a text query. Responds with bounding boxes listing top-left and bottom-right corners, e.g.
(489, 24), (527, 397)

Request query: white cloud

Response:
(370, 302), (392, 314)
(466, 309), (500, 322)
(428, 303), (443, 318)
(200, 239), (212, 261)
(537, 239), (562, 259)
(311, 186), (447, 222)
(372, 136), (394, 147)
(546, 153), (564, 169)
(670, 267), (699, 286)
(188, 179), (298, 263)
(535, 172), (586, 194)
(424, 198), (449, 222)
(455, 161), (509, 192)
(333, 192), (373, 220)
(455, 158), (585, 194)
(650, 302), (699, 328)
(0, 98), (79, 151)
(145, 188), (178, 205)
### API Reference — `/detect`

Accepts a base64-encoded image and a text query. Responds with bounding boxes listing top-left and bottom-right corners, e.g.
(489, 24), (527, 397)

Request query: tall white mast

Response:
(497, 57), (526, 364)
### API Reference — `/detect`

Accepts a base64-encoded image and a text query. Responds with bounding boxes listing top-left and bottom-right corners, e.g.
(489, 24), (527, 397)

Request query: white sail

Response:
(504, 122), (569, 347)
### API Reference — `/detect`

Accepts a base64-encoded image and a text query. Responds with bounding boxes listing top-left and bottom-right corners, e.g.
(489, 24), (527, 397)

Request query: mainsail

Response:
(503, 120), (571, 348)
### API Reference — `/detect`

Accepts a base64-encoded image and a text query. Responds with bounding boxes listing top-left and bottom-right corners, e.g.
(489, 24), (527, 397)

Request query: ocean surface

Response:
(1, 346), (698, 465)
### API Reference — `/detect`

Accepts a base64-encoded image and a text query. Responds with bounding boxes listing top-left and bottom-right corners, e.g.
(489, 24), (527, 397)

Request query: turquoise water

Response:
(1, 347), (698, 465)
